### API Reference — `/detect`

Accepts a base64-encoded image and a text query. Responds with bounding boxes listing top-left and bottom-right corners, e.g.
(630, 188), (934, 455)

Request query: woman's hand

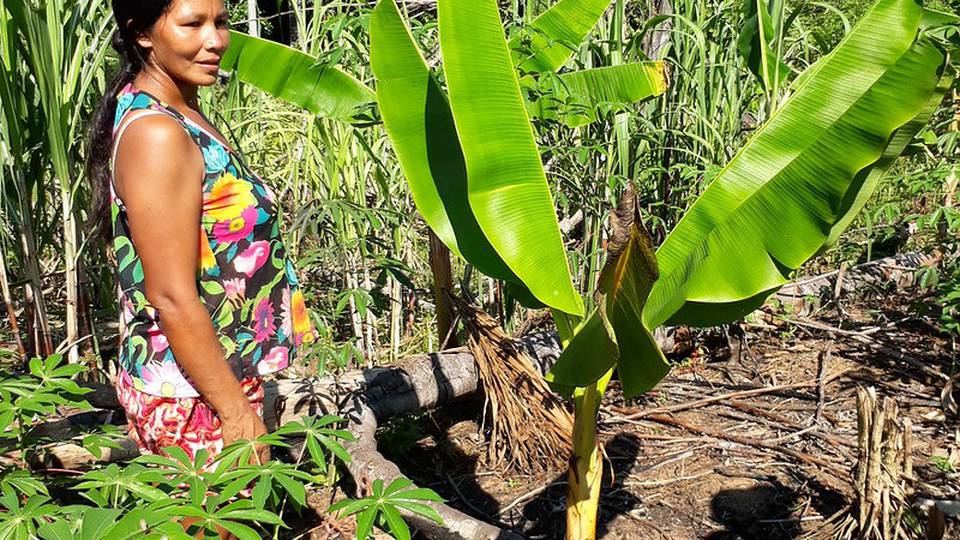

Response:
(220, 405), (270, 465)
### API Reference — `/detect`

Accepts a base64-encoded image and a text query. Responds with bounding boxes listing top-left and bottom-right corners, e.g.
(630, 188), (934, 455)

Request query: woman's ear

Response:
(135, 32), (152, 51)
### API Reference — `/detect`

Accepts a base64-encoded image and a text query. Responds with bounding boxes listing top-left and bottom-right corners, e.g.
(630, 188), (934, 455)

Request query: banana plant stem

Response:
(566, 378), (604, 539)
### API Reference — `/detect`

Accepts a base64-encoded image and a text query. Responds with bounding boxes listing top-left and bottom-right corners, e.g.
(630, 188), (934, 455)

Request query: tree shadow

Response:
(705, 475), (845, 540)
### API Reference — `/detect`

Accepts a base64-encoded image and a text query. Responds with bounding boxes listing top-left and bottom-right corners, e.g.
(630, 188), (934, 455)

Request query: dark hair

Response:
(84, 0), (174, 244)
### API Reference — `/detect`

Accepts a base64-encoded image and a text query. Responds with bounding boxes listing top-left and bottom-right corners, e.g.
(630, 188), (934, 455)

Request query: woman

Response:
(84, 0), (315, 468)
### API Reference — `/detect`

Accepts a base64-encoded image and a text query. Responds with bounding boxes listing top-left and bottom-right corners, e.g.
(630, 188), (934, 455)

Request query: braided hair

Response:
(84, 0), (174, 244)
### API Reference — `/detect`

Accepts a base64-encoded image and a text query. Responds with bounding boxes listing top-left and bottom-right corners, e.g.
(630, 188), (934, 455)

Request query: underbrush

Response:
(0, 356), (443, 540)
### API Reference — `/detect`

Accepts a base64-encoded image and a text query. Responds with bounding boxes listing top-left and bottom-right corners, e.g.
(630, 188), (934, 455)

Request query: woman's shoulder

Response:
(113, 113), (204, 199)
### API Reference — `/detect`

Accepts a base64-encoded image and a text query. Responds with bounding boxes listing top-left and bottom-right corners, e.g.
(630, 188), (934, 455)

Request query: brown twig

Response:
(642, 413), (850, 484)
(816, 346), (831, 423)
(608, 369), (849, 423)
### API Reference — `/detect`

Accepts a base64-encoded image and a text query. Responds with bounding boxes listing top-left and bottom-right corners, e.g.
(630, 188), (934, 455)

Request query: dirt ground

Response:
(376, 288), (960, 539)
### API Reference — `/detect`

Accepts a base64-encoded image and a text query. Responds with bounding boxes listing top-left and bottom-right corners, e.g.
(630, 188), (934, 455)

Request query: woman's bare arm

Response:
(113, 115), (268, 460)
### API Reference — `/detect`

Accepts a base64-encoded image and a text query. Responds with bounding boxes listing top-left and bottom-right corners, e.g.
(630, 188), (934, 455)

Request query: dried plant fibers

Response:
(450, 295), (573, 474)
(802, 387), (915, 540)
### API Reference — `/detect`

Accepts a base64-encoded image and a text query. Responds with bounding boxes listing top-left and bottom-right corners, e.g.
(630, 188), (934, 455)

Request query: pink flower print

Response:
(224, 277), (246, 302)
(258, 346), (289, 374)
(213, 206), (257, 244)
(252, 297), (276, 343)
(146, 325), (169, 353)
(234, 240), (270, 278)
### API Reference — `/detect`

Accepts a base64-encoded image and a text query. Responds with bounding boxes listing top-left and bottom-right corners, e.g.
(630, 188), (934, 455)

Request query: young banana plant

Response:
(548, 0), (957, 535)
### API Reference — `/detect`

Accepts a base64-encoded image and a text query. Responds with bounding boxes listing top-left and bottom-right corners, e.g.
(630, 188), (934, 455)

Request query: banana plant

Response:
(371, 0), (956, 536)
(547, 0), (957, 535)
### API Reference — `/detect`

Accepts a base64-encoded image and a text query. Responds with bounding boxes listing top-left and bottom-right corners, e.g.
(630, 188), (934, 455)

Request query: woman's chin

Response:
(188, 68), (221, 86)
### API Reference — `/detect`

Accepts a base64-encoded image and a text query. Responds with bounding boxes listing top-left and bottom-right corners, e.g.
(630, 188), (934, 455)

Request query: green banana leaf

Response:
(643, 0), (949, 330)
(525, 62), (668, 126)
(738, 0), (791, 89)
(824, 64), (955, 249)
(509, 0), (613, 74)
(438, 0), (584, 316)
(560, 62), (668, 105)
(369, 0), (516, 281)
(547, 189), (669, 397)
(220, 31), (374, 122)
(825, 9), (960, 248)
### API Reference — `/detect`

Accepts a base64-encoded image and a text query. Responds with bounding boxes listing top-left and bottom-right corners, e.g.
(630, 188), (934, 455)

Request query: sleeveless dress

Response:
(109, 82), (316, 400)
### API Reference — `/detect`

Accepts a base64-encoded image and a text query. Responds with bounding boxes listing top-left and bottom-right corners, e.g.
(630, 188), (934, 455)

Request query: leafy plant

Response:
(328, 478), (444, 540)
(0, 355), (91, 462)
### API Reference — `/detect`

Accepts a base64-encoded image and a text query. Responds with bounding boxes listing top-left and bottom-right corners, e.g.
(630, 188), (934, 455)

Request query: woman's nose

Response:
(203, 26), (228, 52)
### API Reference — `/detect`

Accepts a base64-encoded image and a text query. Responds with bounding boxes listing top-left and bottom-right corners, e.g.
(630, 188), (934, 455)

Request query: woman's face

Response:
(137, 0), (229, 87)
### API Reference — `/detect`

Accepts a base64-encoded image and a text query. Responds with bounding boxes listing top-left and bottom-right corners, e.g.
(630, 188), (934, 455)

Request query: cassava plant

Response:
(0, 353), (443, 540)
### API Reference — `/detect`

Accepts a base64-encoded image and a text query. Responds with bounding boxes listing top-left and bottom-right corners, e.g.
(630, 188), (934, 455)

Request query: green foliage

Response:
(644, 0), (951, 330)
(219, 31), (375, 122)
(0, 355), (444, 540)
(738, 0), (791, 91)
(0, 355), (91, 461)
(918, 251), (960, 336)
(328, 478), (445, 540)
(548, 190), (669, 397)
(274, 415), (355, 475)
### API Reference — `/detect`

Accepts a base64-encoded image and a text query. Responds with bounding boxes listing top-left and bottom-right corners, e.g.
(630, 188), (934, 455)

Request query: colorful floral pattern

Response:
(115, 369), (264, 470)
(110, 82), (317, 398)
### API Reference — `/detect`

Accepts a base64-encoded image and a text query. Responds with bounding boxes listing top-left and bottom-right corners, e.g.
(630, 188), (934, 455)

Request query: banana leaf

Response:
(643, 0), (950, 330)
(509, 0), (613, 74)
(438, 0), (584, 316)
(525, 62), (668, 126)
(824, 63), (955, 249)
(370, 0), (517, 281)
(220, 31), (374, 123)
(547, 188), (668, 398)
(824, 9), (960, 247)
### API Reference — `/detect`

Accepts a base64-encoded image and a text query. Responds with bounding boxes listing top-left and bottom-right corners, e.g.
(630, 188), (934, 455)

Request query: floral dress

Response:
(110, 82), (316, 400)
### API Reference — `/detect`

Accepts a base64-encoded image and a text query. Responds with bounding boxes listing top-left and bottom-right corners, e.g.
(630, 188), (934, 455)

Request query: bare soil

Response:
(378, 288), (960, 539)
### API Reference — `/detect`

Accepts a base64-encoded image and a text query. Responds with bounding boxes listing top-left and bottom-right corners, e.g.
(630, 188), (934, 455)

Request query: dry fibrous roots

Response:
(450, 295), (573, 474)
(803, 387), (917, 540)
